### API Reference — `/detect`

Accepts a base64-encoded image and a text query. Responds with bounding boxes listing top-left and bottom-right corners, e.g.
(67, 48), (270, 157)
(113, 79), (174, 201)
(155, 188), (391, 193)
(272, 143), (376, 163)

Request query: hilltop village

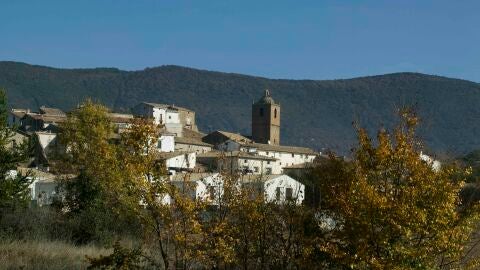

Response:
(8, 90), (320, 206)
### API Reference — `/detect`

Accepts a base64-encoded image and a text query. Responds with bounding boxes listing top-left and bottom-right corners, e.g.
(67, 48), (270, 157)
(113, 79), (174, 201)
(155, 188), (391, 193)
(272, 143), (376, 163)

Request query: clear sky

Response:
(1, 0), (479, 81)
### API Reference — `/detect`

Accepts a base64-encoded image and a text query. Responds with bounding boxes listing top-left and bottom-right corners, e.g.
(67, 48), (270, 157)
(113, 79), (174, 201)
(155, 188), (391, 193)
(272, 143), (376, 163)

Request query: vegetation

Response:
(3, 61), (480, 155)
(2, 97), (480, 269)
(0, 239), (110, 270)
(307, 110), (480, 269)
(0, 89), (31, 219)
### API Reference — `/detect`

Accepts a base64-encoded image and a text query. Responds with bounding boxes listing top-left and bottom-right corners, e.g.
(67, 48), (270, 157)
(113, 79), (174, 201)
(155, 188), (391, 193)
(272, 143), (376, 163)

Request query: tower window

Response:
(274, 108), (277, 118)
(259, 108), (264, 117)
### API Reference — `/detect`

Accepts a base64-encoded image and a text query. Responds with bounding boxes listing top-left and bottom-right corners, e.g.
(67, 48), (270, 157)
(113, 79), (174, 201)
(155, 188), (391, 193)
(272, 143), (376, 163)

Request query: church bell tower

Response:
(252, 89), (280, 145)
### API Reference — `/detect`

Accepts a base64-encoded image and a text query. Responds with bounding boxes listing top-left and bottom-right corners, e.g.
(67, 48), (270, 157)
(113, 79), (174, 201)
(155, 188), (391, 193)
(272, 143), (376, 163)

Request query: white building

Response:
(420, 152), (442, 172)
(164, 173), (304, 205)
(12, 168), (59, 206)
(157, 151), (197, 172)
(132, 102), (189, 137)
(34, 131), (60, 168)
(216, 140), (317, 173)
(9, 109), (28, 127)
(174, 137), (213, 154)
(197, 150), (281, 175)
(157, 132), (176, 152)
(240, 174), (305, 205)
(163, 173), (223, 206)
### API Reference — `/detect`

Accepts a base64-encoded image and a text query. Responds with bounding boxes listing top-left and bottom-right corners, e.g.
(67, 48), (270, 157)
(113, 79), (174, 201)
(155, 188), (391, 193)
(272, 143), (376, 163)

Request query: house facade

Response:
(197, 150), (281, 175)
(174, 137), (213, 154)
(132, 102), (198, 136)
(240, 174), (305, 205)
(214, 140), (317, 173)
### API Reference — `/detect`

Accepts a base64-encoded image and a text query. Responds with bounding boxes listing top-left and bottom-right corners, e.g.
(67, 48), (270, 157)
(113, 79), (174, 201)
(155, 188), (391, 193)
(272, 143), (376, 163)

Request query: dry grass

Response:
(0, 239), (111, 270)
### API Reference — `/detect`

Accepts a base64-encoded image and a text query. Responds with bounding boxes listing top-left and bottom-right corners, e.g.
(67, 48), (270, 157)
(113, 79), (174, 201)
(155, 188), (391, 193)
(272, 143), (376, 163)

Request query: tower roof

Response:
(255, 89), (277, 105)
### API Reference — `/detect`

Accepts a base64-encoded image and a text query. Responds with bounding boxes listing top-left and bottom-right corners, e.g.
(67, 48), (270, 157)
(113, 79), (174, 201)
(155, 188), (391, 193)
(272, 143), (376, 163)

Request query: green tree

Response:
(0, 89), (31, 217)
(310, 110), (480, 269)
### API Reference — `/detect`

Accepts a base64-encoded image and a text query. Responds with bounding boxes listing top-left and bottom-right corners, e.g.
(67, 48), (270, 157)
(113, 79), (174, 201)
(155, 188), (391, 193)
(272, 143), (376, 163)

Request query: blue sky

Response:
(1, 0), (479, 81)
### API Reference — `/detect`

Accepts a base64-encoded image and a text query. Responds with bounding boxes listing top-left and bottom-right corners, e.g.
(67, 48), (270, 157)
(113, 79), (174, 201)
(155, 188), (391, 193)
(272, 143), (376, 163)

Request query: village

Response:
(8, 90), (320, 207)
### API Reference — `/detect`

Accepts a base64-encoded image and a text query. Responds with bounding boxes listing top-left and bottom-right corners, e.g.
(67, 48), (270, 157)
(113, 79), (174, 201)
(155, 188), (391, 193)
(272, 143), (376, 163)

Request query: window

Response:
(244, 159), (248, 163)
(292, 153), (295, 158)
(259, 108), (264, 117)
(286, 188), (293, 201)
(266, 168), (272, 175)
(267, 161), (270, 165)
(276, 187), (281, 201)
(254, 167), (259, 173)
(157, 140), (162, 149)
(274, 108), (277, 118)
(208, 186), (216, 200)
(266, 151), (269, 155)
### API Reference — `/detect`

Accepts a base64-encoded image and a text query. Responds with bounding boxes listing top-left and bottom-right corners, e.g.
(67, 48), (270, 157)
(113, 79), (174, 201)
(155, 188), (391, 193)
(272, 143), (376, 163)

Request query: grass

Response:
(0, 239), (111, 270)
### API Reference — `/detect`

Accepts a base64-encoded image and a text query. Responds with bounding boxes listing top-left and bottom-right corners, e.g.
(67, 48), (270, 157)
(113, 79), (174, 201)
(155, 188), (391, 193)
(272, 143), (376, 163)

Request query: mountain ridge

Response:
(2, 61), (480, 156)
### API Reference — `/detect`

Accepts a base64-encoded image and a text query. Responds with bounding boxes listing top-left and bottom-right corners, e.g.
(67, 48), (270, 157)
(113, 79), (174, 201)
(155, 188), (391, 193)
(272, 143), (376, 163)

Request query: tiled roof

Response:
(156, 151), (194, 160)
(283, 162), (315, 169)
(238, 174), (284, 183)
(198, 150), (277, 161)
(16, 167), (56, 182)
(183, 128), (205, 139)
(216, 131), (252, 143)
(175, 137), (212, 147)
(24, 113), (67, 123)
(107, 113), (134, 123)
(169, 172), (218, 182)
(240, 142), (317, 155)
(10, 109), (27, 119)
(39, 106), (66, 116)
(142, 102), (193, 112)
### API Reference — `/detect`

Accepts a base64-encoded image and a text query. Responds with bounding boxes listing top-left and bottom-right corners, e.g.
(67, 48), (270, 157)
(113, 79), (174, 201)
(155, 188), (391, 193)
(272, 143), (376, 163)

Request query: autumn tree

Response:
(310, 110), (480, 269)
(56, 100), (140, 243)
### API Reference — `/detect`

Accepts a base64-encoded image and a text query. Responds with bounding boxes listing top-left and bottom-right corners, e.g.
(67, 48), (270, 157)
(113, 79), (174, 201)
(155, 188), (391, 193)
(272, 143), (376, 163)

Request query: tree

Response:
(0, 89), (31, 216)
(310, 110), (480, 269)
(56, 100), (140, 243)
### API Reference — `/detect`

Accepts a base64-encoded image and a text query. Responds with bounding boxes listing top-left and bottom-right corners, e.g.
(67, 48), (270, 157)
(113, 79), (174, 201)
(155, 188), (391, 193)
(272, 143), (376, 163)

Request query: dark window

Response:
(266, 168), (272, 175)
(259, 108), (264, 117)
(208, 186), (216, 200)
(274, 108), (277, 118)
(286, 188), (293, 201)
(276, 187), (281, 201)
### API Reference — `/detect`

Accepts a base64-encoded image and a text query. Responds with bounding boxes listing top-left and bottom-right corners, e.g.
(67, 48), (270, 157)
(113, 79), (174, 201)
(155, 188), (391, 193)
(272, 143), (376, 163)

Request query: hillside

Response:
(2, 61), (480, 156)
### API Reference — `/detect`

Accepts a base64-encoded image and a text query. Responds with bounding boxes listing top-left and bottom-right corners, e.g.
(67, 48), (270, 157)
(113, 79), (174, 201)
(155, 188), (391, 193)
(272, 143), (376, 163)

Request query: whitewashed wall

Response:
(158, 134), (175, 152)
(256, 150), (316, 168)
(175, 143), (212, 154)
(263, 175), (305, 205)
(166, 152), (196, 170)
(237, 158), (282, 175)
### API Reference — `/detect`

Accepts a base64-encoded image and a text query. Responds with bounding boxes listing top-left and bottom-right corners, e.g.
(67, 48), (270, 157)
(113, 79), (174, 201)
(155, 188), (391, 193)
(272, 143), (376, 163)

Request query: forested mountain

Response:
(3, 61), (480, 156)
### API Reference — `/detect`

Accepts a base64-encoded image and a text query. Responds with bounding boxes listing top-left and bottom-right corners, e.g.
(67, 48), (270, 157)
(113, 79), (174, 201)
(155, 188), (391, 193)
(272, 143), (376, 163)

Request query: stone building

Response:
(252, 89), (280, 145)
(132, 102), (198, 136)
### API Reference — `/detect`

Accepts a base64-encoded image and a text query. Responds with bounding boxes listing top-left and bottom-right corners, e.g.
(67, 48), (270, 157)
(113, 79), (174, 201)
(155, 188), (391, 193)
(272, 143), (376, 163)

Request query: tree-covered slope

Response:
(2, 61), (480, 156)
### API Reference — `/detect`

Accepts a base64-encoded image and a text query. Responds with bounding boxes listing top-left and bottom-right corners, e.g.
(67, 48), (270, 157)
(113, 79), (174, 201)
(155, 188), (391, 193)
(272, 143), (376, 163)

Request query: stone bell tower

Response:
(252, 89), (280, 145)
